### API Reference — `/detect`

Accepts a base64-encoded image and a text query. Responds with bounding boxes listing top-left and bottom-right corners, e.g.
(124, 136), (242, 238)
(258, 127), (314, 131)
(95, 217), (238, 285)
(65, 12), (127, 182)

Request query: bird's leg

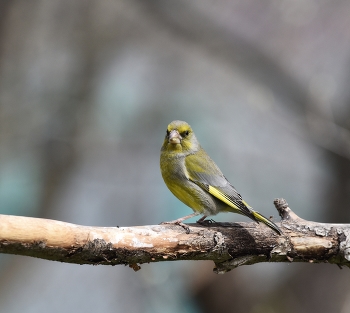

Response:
(196, 216), (216, 225)
(196, 215), (207, 223)
(160, 212), (200, 234)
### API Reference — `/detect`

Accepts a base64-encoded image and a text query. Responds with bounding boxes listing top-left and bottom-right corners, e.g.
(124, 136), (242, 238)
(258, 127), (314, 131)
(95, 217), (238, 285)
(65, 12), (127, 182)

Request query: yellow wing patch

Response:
(242, 200), (250, 208)
(208, 185), (241, 212)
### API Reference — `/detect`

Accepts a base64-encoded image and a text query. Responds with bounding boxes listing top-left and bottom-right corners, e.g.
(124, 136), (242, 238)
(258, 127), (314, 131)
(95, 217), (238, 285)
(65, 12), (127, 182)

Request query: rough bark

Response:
(0, 199), (349, 273)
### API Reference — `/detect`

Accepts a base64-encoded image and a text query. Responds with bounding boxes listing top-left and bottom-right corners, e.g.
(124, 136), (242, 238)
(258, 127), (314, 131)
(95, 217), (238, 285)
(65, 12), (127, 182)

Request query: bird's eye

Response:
(182, 130), (189, 137)
(166, 130), (170, 137)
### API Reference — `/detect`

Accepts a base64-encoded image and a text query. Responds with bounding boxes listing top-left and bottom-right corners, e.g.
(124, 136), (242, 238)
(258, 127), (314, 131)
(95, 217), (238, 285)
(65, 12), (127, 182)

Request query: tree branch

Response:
(1, 199), (349, 273)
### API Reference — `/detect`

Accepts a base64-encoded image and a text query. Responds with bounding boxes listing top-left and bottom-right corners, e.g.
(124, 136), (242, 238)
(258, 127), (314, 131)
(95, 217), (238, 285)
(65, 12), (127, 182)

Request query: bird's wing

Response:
(184, 152), (257, 220)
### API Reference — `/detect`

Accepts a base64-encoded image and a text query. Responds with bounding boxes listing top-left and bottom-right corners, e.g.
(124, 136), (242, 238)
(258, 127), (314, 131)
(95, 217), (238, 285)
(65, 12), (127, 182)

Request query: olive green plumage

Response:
(160, 120), (281, 235)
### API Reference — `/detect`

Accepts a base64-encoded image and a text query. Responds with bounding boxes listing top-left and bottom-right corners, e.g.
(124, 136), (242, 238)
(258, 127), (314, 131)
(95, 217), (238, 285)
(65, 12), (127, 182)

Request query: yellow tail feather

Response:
(252, 211), (282, 235)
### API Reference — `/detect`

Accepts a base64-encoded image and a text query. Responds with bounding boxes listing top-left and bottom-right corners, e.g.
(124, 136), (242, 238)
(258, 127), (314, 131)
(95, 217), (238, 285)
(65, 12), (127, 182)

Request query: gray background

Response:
(1, 1), (350, 312)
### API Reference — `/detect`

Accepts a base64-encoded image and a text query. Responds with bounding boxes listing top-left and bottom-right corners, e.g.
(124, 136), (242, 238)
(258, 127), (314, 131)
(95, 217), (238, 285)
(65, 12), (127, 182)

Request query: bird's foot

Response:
(196, 218), (216, 225)
(160, 220), (191, 234)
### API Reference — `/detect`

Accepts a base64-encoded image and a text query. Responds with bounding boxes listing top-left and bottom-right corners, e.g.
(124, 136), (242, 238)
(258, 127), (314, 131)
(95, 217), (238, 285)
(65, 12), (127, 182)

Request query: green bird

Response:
(160, 120), (281, 235)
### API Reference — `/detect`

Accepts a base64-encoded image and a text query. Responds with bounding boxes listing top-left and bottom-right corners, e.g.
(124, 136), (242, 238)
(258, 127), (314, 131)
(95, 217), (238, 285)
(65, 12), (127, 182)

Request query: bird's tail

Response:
(251, 210), (282, 235)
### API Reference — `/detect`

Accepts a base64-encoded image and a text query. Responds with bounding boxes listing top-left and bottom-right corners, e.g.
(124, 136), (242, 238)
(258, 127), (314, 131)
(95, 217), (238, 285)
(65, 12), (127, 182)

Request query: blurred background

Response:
(1, 1), (350, 312)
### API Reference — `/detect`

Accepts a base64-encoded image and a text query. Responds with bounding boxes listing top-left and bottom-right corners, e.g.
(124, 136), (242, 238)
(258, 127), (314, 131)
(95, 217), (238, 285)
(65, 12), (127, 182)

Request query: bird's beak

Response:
(168, 130), (182, 144)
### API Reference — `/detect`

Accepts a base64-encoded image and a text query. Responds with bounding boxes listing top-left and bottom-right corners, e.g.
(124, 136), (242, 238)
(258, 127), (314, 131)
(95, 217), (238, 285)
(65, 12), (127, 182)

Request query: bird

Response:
(160, 120), (282, 235)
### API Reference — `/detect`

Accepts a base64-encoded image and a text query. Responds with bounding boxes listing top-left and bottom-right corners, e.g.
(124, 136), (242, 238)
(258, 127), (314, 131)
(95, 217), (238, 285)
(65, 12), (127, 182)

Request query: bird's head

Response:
(161, 120), (200, 154)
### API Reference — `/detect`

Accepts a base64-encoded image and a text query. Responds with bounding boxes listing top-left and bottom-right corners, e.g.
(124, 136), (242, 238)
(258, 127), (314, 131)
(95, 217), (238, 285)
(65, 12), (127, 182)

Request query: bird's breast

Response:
(160, 154), (218, 215)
